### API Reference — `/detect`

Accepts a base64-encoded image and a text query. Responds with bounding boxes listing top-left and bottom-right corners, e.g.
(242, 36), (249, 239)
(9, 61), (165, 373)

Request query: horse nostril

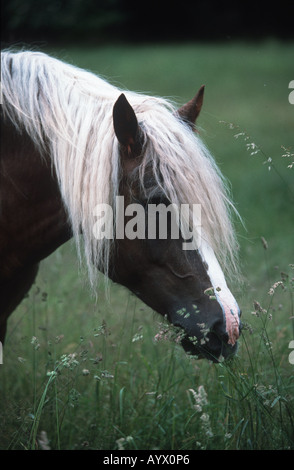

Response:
(211, 313), (241, 347)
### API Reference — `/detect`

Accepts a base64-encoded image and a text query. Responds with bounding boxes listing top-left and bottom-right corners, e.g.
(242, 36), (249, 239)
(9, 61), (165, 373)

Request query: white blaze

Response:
(199, 241), (240, 346)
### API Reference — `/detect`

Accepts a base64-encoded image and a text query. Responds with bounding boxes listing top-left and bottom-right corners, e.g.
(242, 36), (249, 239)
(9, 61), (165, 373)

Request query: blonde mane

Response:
(1, 49), (239, 287)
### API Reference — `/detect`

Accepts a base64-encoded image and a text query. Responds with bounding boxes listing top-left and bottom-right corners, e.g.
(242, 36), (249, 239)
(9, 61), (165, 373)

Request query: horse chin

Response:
(180, 333), (238, 363)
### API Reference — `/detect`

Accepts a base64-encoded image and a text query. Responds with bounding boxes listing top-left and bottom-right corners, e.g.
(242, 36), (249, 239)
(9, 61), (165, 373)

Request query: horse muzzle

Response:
(169, 303), (242, 362)
(180, 329), (240, 362)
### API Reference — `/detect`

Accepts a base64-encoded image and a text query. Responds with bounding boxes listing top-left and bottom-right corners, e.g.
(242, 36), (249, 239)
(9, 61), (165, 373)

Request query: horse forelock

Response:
(1, 49), (240, 288)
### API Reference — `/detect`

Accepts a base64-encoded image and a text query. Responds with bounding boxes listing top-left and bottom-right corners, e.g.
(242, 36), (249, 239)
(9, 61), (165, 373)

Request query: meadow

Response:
(0, 40), (293, 450)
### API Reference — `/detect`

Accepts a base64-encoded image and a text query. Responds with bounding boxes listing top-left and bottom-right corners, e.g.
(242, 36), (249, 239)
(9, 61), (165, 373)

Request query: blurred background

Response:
(2, 0), (294, 44)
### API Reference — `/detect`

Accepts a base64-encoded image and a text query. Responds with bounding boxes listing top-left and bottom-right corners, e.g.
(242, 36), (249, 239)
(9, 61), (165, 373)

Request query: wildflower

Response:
(154, 322), (185, 344)
(54, 334), (64, 344)
(116, 436), (134, 450)
(46, 370), (57, 377)
(261, 236), (268, 250)
(242, 322), (254, 334)
(281, 145), (294, 169)
(93, 320), (110, 337)
(31, 336), (40, 350)
(200, 412), (210, 423)
(268, 281), (284, 296)
(234, 132), (246, 139)
(246, 142), (260, 156)
(154, 328), (169, 342)
(132, 327), (143, 342)
(17, 357), (26, 363)
(116, 438), (125, 450)
(200, 413), (213, 438)
(101, 370), (114, 379)
(38, 430), (50, 450)
(252, 301), (267, 316)
(189, 385), (208, 413)
(263, 156), (272, 170)
(59, 353), (79, 370)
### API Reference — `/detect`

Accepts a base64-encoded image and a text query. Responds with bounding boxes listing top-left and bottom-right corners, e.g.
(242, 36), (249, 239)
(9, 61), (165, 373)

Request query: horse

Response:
(0, 49), (241, 362)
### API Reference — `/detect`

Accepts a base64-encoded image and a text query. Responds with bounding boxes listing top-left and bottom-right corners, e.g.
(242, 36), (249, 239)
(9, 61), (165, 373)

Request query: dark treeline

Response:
(2, 0), (294, 45)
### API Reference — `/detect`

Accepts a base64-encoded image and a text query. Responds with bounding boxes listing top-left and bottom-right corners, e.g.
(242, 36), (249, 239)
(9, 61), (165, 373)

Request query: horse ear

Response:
(113, 94), (139, 152)
(177, 85), (205, 127)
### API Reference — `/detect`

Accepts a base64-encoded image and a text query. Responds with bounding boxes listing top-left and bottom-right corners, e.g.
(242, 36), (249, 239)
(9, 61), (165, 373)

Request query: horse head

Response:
(109, 89), (241, 362)
(0, 50), (241, 358)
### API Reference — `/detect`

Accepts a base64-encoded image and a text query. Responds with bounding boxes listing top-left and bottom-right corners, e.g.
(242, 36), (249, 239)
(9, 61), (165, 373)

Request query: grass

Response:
(0, 40), (293, 450)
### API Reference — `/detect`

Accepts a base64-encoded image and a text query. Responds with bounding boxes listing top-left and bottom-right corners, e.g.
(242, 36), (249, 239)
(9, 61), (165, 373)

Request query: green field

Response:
(1, 41), (294, 450)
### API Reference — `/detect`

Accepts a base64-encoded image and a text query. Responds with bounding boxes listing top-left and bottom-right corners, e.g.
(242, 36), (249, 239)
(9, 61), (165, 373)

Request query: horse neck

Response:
(0, 120), (71, 280)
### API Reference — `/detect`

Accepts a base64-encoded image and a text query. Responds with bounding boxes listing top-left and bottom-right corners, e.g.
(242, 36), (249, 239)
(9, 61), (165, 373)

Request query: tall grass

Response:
(0, 254), (293, 450)
(0, 41), (293, 450)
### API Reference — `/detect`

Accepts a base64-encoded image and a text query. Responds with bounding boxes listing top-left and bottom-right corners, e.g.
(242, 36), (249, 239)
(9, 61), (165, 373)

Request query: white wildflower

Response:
(268, 281), (283, 296)
(189, 385), (208, 413)
(116, 436), (134, 450)
(31, 336), (40, 350)
(38, 430), (50, 450)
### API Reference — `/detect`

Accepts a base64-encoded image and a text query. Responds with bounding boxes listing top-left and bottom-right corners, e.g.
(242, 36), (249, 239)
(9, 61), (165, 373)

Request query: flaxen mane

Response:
(1, 49), (239, 287)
